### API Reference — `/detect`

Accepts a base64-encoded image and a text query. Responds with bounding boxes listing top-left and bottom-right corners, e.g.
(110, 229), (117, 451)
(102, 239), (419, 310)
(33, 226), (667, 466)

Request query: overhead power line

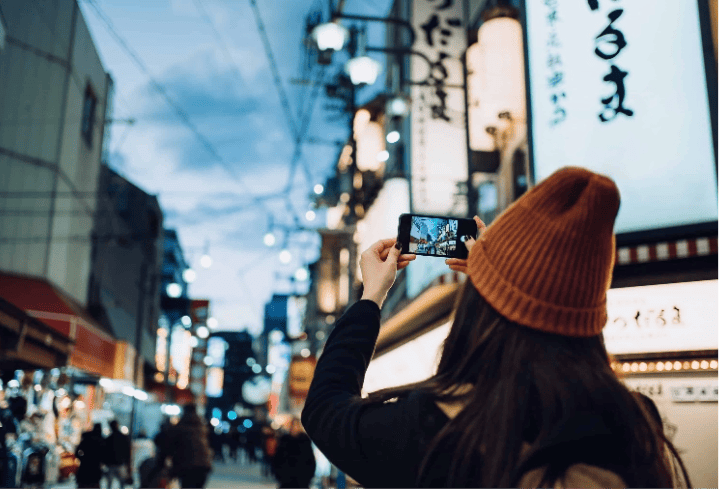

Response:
(83, 0), (273, 218)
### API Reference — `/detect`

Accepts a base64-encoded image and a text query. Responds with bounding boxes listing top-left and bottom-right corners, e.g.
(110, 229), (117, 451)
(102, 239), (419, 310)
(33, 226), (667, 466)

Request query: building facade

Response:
(0, 0), (111, 305)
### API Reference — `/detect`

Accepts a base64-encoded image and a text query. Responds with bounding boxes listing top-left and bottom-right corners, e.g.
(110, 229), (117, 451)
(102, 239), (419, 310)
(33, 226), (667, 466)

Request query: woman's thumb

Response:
(387, 243), (402, 263)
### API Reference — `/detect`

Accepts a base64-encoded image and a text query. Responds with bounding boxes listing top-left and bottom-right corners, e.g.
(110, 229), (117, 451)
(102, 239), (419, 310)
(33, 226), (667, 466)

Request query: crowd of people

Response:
(72, 404), (317, 489)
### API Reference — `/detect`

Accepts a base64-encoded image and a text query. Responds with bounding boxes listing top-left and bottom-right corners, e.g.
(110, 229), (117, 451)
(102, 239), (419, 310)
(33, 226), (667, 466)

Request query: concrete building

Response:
(0, 0), (111, 305)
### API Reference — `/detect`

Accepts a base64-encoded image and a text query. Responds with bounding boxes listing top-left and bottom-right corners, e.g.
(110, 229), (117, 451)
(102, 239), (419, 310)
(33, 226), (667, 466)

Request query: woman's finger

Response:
(474, 215), (487, 234)
(447, 264), (468, 273)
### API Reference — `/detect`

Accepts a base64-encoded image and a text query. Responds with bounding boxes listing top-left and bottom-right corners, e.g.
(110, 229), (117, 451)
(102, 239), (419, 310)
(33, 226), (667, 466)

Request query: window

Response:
(81, 85), (97, 147)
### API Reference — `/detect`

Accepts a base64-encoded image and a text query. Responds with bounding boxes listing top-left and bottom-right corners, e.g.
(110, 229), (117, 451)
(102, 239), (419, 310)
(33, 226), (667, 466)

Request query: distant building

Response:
(87, 164), (164, 386)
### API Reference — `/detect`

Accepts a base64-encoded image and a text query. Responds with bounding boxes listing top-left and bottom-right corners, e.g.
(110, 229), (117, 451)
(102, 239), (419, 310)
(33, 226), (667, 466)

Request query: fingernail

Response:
(394, 242), (402, 250)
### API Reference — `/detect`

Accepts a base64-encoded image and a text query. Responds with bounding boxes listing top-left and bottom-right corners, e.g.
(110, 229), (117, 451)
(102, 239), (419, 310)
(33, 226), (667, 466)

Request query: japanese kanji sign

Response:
(523, 0), (717, 235)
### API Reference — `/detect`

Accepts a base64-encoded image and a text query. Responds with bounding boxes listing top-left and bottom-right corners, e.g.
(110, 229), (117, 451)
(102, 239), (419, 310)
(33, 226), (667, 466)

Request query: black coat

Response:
(75, 432), (105, 485)
(271, 432), (316, 487)
(301, 300), (633, 488)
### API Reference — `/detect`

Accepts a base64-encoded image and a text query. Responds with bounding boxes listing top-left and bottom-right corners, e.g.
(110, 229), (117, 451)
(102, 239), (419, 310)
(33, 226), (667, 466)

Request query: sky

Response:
(78, 0), (393, 336)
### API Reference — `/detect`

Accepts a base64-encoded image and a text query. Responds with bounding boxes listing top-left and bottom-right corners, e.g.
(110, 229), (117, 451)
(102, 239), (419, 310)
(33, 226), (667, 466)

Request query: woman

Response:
(301, 167), (691, 487)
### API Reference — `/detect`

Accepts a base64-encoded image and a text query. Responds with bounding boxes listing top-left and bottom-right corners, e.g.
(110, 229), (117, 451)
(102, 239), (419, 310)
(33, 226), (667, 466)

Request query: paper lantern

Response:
(467, 17), (526, 152)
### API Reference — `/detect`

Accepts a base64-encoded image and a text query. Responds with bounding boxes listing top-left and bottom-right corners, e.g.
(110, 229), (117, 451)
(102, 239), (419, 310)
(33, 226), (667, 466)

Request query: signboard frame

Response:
(518, 0), (718, 246)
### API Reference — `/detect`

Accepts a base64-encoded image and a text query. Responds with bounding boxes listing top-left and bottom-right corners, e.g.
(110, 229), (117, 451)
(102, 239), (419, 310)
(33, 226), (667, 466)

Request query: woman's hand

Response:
(360, 238), (416, 308)
(445, 216), (486, 274)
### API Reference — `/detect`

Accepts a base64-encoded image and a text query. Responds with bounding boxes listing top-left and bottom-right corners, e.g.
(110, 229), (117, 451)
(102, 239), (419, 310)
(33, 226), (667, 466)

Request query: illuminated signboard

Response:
(523, 0), (717, 236)
(603, 280), (718, 355)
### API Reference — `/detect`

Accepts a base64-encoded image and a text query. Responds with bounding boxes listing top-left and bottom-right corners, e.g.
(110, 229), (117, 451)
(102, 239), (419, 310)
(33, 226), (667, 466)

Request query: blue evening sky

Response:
(78, 0), (392, 335)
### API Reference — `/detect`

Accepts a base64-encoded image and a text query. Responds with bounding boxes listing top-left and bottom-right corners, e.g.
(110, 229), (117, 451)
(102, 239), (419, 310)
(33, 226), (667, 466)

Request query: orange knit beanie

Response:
(467, 166), (620, 337)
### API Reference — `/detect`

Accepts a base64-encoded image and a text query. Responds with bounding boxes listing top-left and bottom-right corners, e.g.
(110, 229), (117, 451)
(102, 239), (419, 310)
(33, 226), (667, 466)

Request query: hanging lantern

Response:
(467, 17), (526, 152)
(356, 121), (385, 172)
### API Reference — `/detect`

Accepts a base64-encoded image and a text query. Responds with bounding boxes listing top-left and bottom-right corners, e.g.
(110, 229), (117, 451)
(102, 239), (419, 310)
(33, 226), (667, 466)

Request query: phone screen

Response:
(398, 214), (477, 259)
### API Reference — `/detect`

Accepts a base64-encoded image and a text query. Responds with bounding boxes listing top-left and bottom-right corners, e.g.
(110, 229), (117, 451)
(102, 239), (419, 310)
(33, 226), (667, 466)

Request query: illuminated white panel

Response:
(363, 321), (451, 396)
(525, 0), (717, 234)
(604, 280), (718, 355)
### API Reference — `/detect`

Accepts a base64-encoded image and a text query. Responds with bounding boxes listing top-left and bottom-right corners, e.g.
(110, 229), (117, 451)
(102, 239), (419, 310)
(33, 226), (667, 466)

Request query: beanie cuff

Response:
(468, 241), (607, 337)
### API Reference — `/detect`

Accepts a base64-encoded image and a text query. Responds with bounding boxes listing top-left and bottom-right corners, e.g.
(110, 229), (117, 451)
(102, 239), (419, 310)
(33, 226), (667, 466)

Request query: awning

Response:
(0, 297), (73, 370)
(0, 272), (117, 377)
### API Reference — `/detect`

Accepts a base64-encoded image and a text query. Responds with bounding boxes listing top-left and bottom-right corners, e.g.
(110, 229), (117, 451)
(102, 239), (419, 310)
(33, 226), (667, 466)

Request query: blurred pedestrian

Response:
(210, 425), (225, 462)
(271, 417), (316, 488)
(159, 403), (213, 488)
(260, 421), (277, 478)
(132, 430), (154, 481)
(301, 167), (692, 487)
(75, 424), (104, 488)
(228, 425), (240, 462)
(103, 420), (132, 489)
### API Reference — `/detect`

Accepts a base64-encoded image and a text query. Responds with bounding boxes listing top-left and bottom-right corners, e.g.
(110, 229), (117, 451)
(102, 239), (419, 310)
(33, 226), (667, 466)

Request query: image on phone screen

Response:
(409, 216), (459, 257)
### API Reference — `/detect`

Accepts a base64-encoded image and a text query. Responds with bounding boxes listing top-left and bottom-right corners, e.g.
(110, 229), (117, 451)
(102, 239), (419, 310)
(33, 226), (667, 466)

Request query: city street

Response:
(204, 459), (277, 489)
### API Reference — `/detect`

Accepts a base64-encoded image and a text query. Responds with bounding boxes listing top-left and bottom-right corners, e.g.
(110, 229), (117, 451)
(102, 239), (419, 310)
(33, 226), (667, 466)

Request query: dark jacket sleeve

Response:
(300, 300), (423, 488)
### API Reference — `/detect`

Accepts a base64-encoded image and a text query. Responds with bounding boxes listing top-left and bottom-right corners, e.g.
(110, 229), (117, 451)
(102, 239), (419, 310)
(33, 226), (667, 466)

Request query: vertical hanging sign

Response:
(410, 0), (469, 217)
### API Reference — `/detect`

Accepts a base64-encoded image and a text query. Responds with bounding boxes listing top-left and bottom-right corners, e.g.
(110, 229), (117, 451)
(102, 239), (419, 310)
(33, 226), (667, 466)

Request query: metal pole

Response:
(129, 252), (148, 437)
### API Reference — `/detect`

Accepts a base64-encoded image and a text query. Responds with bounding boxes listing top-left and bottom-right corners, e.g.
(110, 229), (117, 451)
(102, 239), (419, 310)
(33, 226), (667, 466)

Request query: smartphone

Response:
(397, 213), (478, 259)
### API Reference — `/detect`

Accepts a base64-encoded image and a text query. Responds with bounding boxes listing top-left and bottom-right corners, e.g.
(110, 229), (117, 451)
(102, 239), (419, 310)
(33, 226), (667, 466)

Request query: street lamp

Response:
(345, 55), (381, 86)
(311, 21), (349, 52)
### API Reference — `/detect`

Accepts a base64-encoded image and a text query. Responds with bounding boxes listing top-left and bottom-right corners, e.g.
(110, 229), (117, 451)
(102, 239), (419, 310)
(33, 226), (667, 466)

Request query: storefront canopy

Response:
(0, 272), (117, 377)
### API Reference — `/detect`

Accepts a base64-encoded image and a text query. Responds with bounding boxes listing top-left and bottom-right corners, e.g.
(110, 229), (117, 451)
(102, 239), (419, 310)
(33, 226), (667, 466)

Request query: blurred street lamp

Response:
(313, 184), (324, 195)
(386, 131), (400, 144)
(166, 283), (182, 298)
(182, 268), (196, 283)
(279, 250), (292, 264)
(207, 317), (218, 329)
(311, 21), (349, 52)
(294, 268), (309, 281)
(345, 55), (381, 86)
(200, 254), (212, 268)
(196, 326), (210, 339)
(181, 315), (192, 326)
(305, 210), (316, 221)
(263, 232), (276, 246)
(386, 96), (410, 118)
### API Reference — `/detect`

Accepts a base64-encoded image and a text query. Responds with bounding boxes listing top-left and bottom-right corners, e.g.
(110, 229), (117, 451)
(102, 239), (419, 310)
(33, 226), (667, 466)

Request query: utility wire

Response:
(84, 0), (273, 218)
(248, 0), (300, 141)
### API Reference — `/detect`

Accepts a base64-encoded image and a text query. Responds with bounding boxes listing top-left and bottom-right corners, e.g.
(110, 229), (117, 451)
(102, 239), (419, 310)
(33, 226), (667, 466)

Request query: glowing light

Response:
(386, 131), (400, 143)
(99, 378), (114, 389)
(182, 269), (196, 283)
(314, 184), (324, 195)
(243, 419), (253, 429)
(312, 22), (349, 51)
(266, 365), (276, 374)
(166, 283), (182, 298)
(210, 418), (220, 427)
(301, 348), (311, 358)
(377, 150), (390, 162)
(294, 268), (309, 281)
(711, 360), (718, 369)
(204, 356), (213, 366)
(305, 210), (316, 221)
(701, 360), (709, 369)
(196, 326), (210, 339)
(263, 233), (276, 246)
(227, 411), (237, 420)
(133, 390), (148, 401)
(200, 254), (212, 268)
(181, 315), (192, 327)
(279, 250), (292, 264)
(122, 386), (135, 397)
(207, 317), (218, 329)
(120, 426), (129, 435)
(345, 56), (381, 85)
(246, 357), (256, 366)
(386, 97), (409, 117)
(252, 364), (262, 374)
(74, 400), (86, 409)
(189, 336), (199, 348)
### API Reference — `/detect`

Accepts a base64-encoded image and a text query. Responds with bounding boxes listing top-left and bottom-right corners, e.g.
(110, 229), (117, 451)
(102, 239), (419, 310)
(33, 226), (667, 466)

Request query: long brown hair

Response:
(366, 280), (691, 487)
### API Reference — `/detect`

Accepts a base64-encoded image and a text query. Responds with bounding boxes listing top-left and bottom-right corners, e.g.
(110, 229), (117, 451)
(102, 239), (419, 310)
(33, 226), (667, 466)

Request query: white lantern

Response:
(356, 121), (385, 171)
(345, 56), (381, 86)
(467, 17), (526, 152)
(312, 22), (349, 51)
